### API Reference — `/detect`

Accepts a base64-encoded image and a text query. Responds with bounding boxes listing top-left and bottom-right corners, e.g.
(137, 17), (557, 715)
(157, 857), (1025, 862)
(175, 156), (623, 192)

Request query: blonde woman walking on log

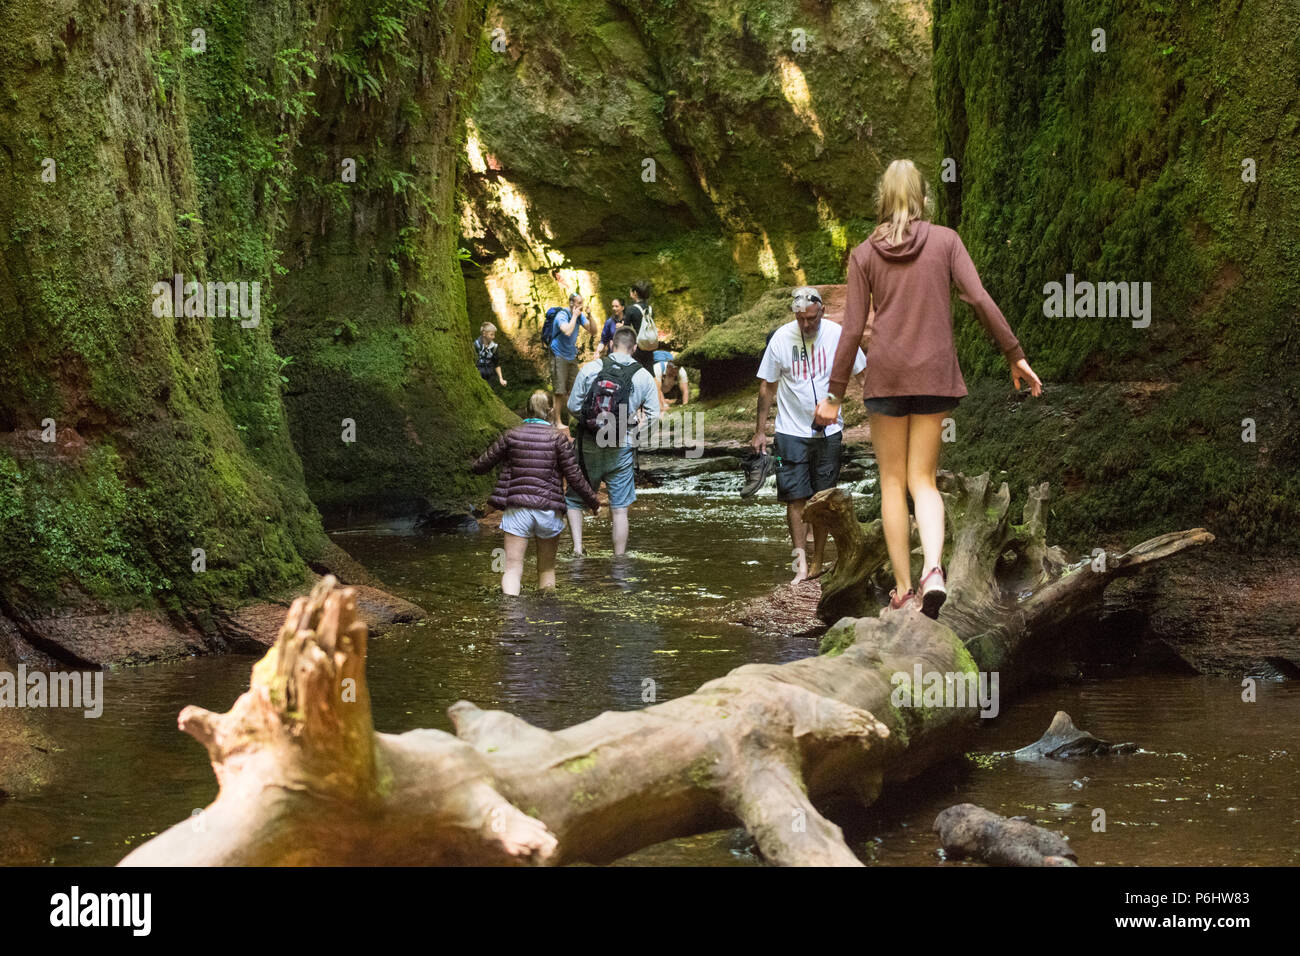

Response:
(817, 159), (1043, 617)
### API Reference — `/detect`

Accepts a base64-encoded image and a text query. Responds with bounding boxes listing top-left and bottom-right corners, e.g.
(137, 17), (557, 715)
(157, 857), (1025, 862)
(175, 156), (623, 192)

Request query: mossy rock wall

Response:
(933, 0), (1300, 549)
(0, 0), (506, 616)
(271, 0), (515, 521)
(461, 0), (936, 375)
(0, 0), (316, 613)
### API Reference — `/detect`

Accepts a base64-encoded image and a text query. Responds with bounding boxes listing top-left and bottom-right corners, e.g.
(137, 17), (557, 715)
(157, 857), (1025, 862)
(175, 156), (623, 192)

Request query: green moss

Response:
(562, 753), (598, 773)
(0, 448), (161, 605)
(685, 755), (715, 789)
(0, 0), (505, 618)
(0, 0), (321, 612)
(950, 638), (979, 677)
(676, 288), (794, 367)
(818, 619), (858, 657)
(374, 758), (396, 798)
(273, 0), (515, 519)
(933, 0), (1300, 550)
(940, 378), (1300, 552)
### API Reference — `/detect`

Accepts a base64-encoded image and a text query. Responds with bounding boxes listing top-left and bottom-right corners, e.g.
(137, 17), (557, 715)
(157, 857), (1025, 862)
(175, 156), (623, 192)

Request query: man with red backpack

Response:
(564, 326), (660, 556)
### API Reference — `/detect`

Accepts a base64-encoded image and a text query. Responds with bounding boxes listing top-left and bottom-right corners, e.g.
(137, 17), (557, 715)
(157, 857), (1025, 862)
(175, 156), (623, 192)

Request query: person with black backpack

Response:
(563, 326), (660, 556)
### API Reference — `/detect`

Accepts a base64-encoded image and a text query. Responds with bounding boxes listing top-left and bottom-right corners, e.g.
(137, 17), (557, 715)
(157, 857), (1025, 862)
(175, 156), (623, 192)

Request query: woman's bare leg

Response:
(502, 532), (528, 595)
(870, 412), (913, 594)
(536, 535), (558, 589)
(906, 412), (947, 575)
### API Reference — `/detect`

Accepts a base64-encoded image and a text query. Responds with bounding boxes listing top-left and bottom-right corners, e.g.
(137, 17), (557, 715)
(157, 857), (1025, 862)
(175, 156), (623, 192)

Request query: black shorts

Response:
(864, 394), (960, 417)
(632, 348), (656, 373)
(774, 432), (843, 503)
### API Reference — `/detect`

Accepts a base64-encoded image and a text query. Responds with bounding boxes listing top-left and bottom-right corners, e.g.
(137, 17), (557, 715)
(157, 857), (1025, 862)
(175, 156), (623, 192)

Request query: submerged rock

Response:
(0, 578), (427, 667)
(1014, 710), (1138, 760)
(637, 454), (737, 485)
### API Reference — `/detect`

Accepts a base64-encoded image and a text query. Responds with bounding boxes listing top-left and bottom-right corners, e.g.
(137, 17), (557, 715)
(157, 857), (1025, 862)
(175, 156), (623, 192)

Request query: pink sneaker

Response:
(919, 566), (946, 619)
(889, 587), (916, 611)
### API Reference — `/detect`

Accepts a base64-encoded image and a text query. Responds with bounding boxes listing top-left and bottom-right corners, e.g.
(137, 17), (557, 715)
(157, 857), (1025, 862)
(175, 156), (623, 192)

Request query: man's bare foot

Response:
(807, 558), (823, 579)
(791, 547), (808, 584)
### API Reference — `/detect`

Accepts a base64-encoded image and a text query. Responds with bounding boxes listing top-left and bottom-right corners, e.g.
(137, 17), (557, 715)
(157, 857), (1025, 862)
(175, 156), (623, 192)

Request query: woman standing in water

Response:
(817, 159), (1042, 617)
(472, 390), (600, 595)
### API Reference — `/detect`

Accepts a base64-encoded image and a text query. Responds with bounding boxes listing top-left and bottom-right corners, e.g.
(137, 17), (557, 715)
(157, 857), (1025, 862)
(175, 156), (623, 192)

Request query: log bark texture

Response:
(120, 473), (1211, 867)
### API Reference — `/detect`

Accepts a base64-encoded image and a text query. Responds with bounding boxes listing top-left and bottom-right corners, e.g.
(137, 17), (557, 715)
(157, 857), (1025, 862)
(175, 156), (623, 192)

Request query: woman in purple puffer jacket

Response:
(472, 390), (600, 594)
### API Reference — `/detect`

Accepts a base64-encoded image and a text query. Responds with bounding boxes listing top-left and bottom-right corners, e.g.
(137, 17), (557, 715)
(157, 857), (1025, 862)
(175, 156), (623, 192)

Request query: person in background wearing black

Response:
(624, 280), (657, 373)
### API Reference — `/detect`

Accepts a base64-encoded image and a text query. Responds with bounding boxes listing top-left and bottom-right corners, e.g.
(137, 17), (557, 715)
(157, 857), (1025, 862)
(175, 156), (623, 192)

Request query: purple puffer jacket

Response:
(472, 422), (600, 513)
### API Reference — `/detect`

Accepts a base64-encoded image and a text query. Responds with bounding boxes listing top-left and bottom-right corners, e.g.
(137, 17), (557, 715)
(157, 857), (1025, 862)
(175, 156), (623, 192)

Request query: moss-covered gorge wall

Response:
(0, 0), (505, 634)
(273, 0), (515, 520)
(933, 0), (1300, 549)
(0, 0), (320, 618)
(461, 0), (937, 371)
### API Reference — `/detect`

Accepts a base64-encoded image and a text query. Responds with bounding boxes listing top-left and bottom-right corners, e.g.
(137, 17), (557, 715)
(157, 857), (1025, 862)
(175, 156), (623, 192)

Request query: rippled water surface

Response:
(4, 460), (1296, 866)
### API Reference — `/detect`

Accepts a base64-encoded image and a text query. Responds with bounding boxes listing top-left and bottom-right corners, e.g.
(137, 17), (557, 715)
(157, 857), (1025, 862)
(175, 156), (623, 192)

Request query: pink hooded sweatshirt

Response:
(828, 220), (1024, 401)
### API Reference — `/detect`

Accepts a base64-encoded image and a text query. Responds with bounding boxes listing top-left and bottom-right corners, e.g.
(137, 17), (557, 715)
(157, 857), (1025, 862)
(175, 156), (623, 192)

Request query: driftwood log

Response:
(806, 471), (1070, 628)
(934, 803), (1077, 866)
(120, 473), (1210, 867)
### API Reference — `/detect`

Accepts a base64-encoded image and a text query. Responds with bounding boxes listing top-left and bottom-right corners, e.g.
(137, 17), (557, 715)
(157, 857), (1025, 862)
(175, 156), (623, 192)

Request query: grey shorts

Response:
(864, 395), (960, 417)
(500, 507), (565, 539)
(774, 432), (842, 503)
(551, 353), (580, 393)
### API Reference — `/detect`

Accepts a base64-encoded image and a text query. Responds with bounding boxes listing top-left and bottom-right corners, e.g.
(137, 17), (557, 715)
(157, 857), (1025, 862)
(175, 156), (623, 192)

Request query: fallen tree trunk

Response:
(806, 471), (1071, 629)
(120, 473), (1210, 867)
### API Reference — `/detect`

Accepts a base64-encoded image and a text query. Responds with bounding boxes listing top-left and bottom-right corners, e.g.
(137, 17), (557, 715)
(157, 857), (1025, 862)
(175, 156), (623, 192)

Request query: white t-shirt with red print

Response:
(757, 319), (865, 438)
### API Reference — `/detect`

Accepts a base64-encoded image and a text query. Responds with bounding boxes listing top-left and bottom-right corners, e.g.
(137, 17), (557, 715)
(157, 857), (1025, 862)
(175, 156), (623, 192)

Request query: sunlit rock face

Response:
(461, 0), (936, 366)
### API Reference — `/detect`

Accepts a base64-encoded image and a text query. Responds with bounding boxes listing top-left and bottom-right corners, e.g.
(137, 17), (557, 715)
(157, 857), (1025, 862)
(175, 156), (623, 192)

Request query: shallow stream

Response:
(4, 461), (1295, 866)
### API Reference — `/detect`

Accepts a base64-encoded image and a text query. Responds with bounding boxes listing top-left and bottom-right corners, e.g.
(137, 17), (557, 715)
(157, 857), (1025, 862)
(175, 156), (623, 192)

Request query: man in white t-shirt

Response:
(753, 287), (866, 582)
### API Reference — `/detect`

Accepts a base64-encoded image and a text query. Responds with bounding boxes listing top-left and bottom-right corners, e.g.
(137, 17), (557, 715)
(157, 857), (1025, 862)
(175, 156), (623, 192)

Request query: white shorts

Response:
(500, 507), (566, 539)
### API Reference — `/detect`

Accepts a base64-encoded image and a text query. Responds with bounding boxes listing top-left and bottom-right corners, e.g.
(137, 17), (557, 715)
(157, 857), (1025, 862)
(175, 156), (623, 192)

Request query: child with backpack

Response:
(472, 390), (600, 594)
(474, 322), (507, 387)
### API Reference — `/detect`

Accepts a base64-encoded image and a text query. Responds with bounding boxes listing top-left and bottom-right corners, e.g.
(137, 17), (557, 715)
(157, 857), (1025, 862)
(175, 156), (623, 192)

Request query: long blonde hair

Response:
(874, 159), (929, 246)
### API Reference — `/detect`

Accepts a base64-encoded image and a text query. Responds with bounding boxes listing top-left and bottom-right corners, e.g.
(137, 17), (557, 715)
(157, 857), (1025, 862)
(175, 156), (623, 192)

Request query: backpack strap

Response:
(605, 356), (639, 385)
